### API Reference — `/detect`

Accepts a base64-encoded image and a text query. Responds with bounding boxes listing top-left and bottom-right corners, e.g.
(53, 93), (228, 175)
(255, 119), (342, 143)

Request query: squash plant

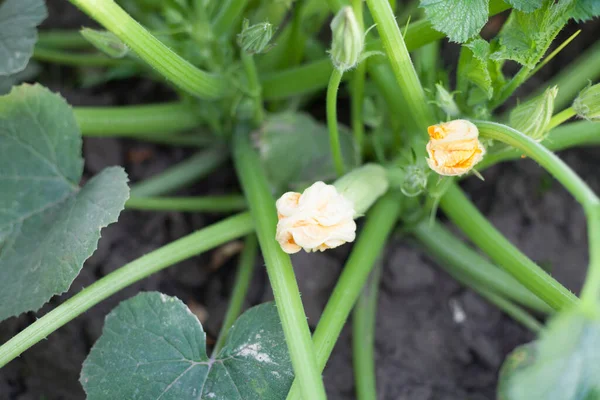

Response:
(1, 0), (600, 399)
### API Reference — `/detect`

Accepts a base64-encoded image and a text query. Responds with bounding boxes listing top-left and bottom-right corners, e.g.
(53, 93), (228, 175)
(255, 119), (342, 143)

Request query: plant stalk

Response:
(327, 68), (346, 176)
(126, 195), (246, 212)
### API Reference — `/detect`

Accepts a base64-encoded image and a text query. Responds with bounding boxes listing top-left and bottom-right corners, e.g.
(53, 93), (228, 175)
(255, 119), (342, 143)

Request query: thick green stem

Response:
(126, 195), (246, 212)
(129, 147), (228, 197)
(233, 126), (326, 400)
(287, 192), (403, 400)
(414, 221), (552, 313)
(327, 68), (346, 176)
(547, 107), (576, 131)
(580, 206), (600, 311)
(0, 213), (253, 368)
(68, 0), (228, 99)
(37, 30), (90, 49)
(351, 0), (366, 161)
(74, 102), (200, 136)
(365, 0), (433, 130)
(475, 121), (600, 170)
(33, 47), (130, 67)
(440, 184), (578, 311)
(352, 264), (382, 400)
(240, 51), (265, 126)
(212, 235), (258, 355)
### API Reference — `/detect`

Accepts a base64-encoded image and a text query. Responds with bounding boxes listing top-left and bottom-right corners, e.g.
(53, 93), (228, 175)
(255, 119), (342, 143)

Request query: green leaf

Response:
(81, 293), (293, 400)
(571, 0), (600, 22)
(491, 0), (576, 68)
(0, 0), (47, 76)
(505, 0), (544, 12)
(458, 38), (493, 100)
(498, 311), (600, 400)
(0, 84), (129, 321)
(420, 0), (489, 43)
(256, 112), (358, 191)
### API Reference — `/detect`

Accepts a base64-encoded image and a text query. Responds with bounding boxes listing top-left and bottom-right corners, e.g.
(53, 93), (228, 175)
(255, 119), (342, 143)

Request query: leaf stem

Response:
(68, 0), (228, 99)
(37, 30), (90, 49)
(352, 263), (382, 400)
(33, 47), (131, 67)
(286, 192), (403, 400)
(74, 102), (200, 136)
(414, 221), (552, 313)
(212, 234), (258, 355)
(240, 51), (265, 126)
(0, 212), (254, 368)
(129, 147), (228, 197)
(547, 107), (576, 131)
(351, 0), (366, 161)
(365, 0), (433, 130)
(440, 183), (578, 311)
(475, 286), (543, 333)
(233, 126), (327, 400)
(126, 195), (246, 212)
(490, 66), (533, 111)
(327, 68), (346, 176)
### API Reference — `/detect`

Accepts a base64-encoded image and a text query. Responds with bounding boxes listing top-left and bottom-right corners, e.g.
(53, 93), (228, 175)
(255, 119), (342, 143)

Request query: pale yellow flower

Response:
(275, 182), (356, 254)
(426, 119), (486, 176)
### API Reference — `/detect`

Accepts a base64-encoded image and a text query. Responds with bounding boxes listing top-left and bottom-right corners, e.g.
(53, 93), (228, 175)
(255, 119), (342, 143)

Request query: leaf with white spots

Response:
(0, 84), (129, 321)
(0, 0), (47, 76)
(81, 293), (293, 400)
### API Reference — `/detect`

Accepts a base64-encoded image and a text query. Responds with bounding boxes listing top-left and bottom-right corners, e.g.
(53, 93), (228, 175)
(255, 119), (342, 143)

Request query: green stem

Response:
(351, 0), (366, 161)
(68, 0), (228, 99)
(240, 51), (265, 126)
(353, 263), (382, 400)
(33, 47), (130, 67)
(212, 0), (249, 36)
(129, 147), (228, 197)
(365, 0), (433, 130)
(74, 102), (200, 136)
(474, 286), (543, 332)
(475, 121), (600, 170)
(476, 121), (600, 310)
(0, 213), (254, 368)
(233, 126), (326, 400)
(414, 221), (552, 313)
(490, 67), (533, 111)
(440, 183), (578, 311)
(37, 30), (90, 49)
(287, 192), (403, 400)
(327, 68), (346, 176)
(547, 107), (576, 131)
(126, 195), (246, 212)
(212, 235), (258, 355)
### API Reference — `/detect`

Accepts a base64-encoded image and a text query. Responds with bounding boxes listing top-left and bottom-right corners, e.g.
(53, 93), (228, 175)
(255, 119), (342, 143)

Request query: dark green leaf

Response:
(420, 0), (489, 43)
(256, 112), (358, 191)
(571, 0), (600, 22)
(0, 84), (129, 321)
(81, 293), (293, 400)
(458, 38), (493, 100)
(505, 0), (544, 12)
(498, 311), (600, 400)
(491, 0), (576, 68)
(0, 0), (47, 76)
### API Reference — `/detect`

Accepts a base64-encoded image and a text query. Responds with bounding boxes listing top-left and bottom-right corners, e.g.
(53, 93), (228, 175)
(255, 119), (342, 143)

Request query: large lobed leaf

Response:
(420, 0), (489, 43)
(571, 0), (600, 22)
(498, 311), (600, 400)
(81, 293), (294, 400)
(0, 0), (47, 76)
(0, 84), (129, 321)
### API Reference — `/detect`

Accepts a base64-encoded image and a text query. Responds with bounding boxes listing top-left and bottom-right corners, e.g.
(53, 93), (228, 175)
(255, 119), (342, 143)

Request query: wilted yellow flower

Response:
(426, 119), (486, 176)
(275, 182), (356, 254)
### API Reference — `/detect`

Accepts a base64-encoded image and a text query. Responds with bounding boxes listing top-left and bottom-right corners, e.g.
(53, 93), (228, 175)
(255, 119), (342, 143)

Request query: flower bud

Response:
(509, 86), (557, 141)
(435, 84), (460, 118)
(237, 19), (274, 54)
(333, 164), (389, 216)
(80, 28), (128, 58)
(426, 119), (486, 176)
(400, 165), (428, 197)
(573, 83), (600, 122)
(330, 6), (364, 72)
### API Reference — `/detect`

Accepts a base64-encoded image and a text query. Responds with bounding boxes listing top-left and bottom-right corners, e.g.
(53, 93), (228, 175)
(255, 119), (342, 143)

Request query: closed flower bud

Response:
(400, 165), (428, 197)
(426, 119), (486, 176)
(330, 6), (363, 72)
(509, 86), (557, 141)
(573, 83), (600, 122)
(435, 84), (460, 118)
(237, 19), (274, 54)
(332, 164), (389, 216)
(275, 182), (356, 254)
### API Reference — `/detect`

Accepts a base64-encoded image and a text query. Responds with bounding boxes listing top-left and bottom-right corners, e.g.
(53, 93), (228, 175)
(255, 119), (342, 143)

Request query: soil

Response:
(1, 3), (599, 400)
